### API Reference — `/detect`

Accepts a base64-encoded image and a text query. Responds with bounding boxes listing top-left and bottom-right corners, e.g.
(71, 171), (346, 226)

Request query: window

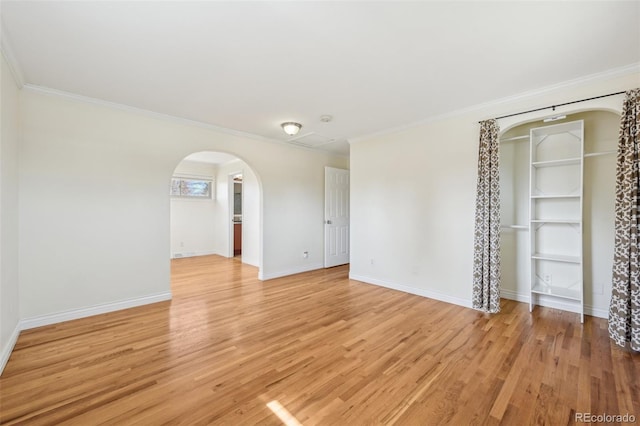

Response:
(170, 178), (212, 198)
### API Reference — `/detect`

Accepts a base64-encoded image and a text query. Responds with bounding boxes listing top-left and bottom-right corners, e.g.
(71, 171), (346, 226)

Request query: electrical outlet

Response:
(543, 273), (552, 284)
(303, 251), (309, 259)
(180, 241), (184, 247)
(370, 258), (375, 265)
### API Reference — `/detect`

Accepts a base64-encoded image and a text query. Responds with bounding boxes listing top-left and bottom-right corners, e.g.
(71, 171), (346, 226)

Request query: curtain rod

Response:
(479, 90), (626, 123)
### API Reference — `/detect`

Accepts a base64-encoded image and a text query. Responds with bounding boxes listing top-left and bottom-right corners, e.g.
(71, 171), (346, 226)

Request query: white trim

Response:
(0, 20), (25, 88)
(21, 84), (344, 157)
(585, 305), (608, 320)
(228, 169), (243, 259)
(501, 288), (607, 319)
(346, 276), (608, 319)
(20, 292), (172, 330)
(259, 263), (324, 281)
(349, 273), (473, 309)
(172, 172), (215, 180)
(22, 85), (271, 143)
(242, 259), (260, 268)
(171, 250), (218, 259)
(350, 62), (640, 144)
(0, 323), (21, 376)
(500, 288), (529, 304)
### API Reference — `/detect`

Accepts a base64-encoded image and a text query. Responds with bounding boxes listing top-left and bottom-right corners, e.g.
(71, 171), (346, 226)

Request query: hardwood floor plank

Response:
(1, 255), (638, 425)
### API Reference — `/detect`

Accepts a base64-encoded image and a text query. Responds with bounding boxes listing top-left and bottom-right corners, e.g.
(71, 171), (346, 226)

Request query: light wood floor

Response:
(1, 255), (638, 425)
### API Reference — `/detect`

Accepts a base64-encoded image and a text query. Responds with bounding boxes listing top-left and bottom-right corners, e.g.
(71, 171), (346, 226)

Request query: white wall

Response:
(170, 160), (217, 258)
(215, 160), (260, 267)
(350, 69), (639, 316)
(351, 117), (476, 306)
(18, 88), (347, 322)
(0, 52), (21, 372)
(241, 166), (260, 268)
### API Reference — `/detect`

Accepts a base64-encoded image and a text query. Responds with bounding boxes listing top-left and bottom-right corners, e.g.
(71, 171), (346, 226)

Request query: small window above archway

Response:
(170, 177), (213, 199)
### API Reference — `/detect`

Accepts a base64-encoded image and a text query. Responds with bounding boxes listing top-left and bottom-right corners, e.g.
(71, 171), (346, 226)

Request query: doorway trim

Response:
(324, 166), (350, 268)
(228, 170), (243, 259)
(168, 151), (263, 281)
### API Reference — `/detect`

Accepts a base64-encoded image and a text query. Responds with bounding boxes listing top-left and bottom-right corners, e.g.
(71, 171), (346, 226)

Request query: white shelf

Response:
(584, 150), (616, 158)
(531, 252), (581, 263)
(529, 119), (584, 322)
(531, 283), (581, 301)
(500, 224), (529, 230)
(531, 194), (580, 199)
(532, 157), (581, 168)
(530, 219), (581, 224)
(500, 135), (530, 143)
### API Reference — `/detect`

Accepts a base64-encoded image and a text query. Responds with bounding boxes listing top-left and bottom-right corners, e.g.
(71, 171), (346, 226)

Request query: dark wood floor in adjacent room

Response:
(1, 255), (638, 425)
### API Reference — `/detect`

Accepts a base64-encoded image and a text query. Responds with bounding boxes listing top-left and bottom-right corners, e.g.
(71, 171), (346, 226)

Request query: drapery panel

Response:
(472, 119), (501, 313)
(609, 88), (640, 352)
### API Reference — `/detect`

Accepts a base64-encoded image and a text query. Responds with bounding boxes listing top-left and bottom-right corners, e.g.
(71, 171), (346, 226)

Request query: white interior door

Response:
(325, 167), (350, 267)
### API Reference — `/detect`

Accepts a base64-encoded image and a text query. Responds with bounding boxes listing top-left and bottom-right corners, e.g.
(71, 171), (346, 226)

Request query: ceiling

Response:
(2, 1), (639, 157)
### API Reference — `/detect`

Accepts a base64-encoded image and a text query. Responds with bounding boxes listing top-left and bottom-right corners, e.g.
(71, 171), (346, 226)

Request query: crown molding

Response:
(0, 19), (25, 88)
(22, 84), (347, 158)
(350, 62), (640, 144)
(24, 83), (344, 155)
(20, 60), (638, 152)
(22, 84), (283, 143)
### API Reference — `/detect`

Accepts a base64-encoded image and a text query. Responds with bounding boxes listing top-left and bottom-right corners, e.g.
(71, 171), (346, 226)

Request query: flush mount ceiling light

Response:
(281, 122), (302, 136)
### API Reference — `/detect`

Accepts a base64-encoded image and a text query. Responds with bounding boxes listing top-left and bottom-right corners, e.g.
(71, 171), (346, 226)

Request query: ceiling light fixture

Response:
(281, 122), (302, 136)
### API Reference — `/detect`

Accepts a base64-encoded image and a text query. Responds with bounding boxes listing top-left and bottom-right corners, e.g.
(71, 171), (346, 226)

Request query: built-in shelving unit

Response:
(500, 225), (529, 230)
(499, 111), (620, 323)
(528, 120), (584, 322)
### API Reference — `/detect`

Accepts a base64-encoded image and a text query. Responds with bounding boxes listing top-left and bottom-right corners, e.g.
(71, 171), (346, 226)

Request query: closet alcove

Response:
(499, 110), (620, 319)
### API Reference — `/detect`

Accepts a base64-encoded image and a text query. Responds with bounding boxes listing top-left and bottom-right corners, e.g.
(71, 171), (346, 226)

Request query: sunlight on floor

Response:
(267, 400), (303, 426)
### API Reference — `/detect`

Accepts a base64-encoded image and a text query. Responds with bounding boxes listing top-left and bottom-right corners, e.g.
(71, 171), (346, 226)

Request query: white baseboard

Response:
(585, 306), (608, 319)
(500, 288), (528, 304)
(348, 277), (608, 319)
(349, 273), (473, 309)
(259, 263), (324, 281)
(171, 250), (217, 259)
(501, 288), (608, 319)
(20, 292), (173, 330)
(0, 322), (21, 376)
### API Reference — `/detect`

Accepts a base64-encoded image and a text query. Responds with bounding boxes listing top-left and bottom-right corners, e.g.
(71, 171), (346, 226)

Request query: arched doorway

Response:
(169, 151), (262, 283)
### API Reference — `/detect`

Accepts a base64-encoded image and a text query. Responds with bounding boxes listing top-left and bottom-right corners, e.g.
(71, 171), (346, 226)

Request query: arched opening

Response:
(498, 109), (621, 318)
(168, 151), (263, 289)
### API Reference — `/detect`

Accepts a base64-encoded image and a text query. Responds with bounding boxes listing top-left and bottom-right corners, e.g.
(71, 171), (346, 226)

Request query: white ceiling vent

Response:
(286, 132), (336, 148)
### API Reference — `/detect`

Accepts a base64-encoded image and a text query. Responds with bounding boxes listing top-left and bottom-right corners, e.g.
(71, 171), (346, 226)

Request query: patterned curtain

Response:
(472, 119), (501, 313)
(609, 88), (640, 352)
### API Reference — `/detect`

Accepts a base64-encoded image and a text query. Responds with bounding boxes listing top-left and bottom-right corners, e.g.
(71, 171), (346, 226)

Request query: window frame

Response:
(170, 177), (214, 199)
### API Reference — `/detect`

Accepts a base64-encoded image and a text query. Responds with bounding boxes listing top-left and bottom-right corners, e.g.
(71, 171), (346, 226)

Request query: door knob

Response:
(326, 220), (332, 224)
